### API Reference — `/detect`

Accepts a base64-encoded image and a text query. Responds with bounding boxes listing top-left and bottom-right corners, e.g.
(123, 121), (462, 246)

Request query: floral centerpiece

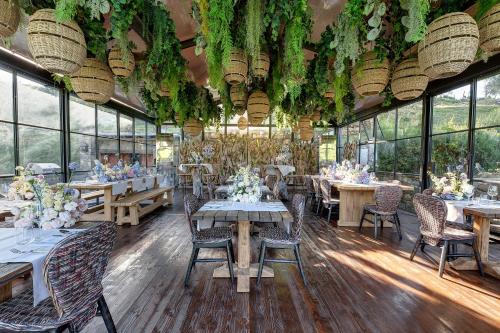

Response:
(328, 160), (371, 184)
(93, 160), (143, 182)
(227, 167), (262, 203)
(428, 165), (471, 200)
(7, 166), (35, 200)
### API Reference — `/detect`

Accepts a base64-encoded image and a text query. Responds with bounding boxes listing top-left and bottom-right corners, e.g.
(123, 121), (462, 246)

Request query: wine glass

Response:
(463, 184), (475, 204)
(487, 185), (498, 201)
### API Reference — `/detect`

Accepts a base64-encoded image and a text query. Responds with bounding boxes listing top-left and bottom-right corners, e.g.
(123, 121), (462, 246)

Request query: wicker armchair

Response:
(320, 179), (340, 223)
(311, 176), (322, 215)
(257, 194), (307, 286)
(304, 175), (315, 208)
(410, 194), (484, 278)
(0, 223), (117, 332)
(183, 194), (235, 287)
(359, 185), (403, 240)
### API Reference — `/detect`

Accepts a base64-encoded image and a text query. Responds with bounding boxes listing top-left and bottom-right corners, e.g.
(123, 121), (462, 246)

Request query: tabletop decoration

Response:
(428, 164), (470, 200)
(7, 166), (35, 200)
(227, 167), (262, 203)
(328, 160), (371, 184)
(93, 160), (143, 182)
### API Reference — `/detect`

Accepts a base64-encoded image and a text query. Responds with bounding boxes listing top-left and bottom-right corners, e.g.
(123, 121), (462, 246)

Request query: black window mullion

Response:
(12, 69), (19, 172)
(468, 77), (477, 183)
(61, 88), (70, 182)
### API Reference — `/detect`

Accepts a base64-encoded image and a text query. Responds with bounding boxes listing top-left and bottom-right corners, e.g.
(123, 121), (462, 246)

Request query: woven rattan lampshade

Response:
(0, 0), (20, 38)
(251, 52), (270, 79)
(158, 83), (170, 97)
(174, 112), (181, 123)
(298, 116), (314, 141)
(70, 58), (114, 104)
(237, 116), (248, 130)
(324, 87), (335, 99)
(391, 58), (429, 101)
(247, 90), (269, 125)
(235, 107), (246, 116)
(183, 118), (203, 137)
(418, 12), (479, 79)
(108, 45), (135, 78)
(310, 110), (321, 122)
(230, 84), (247, 107)
(224, 49), (248, 85)
(27, 9), (86, 74)
(478, 4), (500, 54)
(351, 51), (390, 96)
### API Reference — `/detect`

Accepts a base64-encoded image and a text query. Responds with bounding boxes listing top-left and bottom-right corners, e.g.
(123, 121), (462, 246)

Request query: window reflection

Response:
(70, 96), (95, 135)
(0, 68), (13, 122)
(0, 122), (14, 175)
(18, 126), (61, 166)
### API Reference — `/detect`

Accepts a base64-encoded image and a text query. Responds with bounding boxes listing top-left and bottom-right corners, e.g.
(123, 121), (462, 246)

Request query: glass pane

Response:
(18, 126), (61, 167)
(432, 85), (470, 134)
(271, 127), (292, 140)
(135, 119), (146, 143)
(146, 143), (155, 167)
(227, 112), (246, 125)
(359, 144), (375, 169)
(376, 110), (396, 141)
(134, 142), (147, 165)
(0, 68), (13, 121)
(473, 127), (500, 192)
(319, 129), (336, 166)
(395, 173), (421, 213)
(347, 122), (359, 143)
(70, 133), (95, 171)
(97, 106), (117, 138)
(248, 127), (269, 138)
(360, 119), (374, 143)
(397, 101), (422, 138)
(0, 122), (15, 175)
(396, 137), (421, 174)
(147, 123), (156, 137)
(97, 138), (119, 163)
(204, 126), (223, 139)
(17, 75), (60, 129)
(70, 96), (95, 135)
(120, 140), (134, 163)
(476, 73), (500, 128)
(120, 114), (134, 141)
(226, 126), (247, 136)
(376, 141), (394, 173)
(430, 132), (468, 175)
(338, 126), (346, 147)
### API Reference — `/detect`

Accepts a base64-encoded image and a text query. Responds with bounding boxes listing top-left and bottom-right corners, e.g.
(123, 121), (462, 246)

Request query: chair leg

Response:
(472, 239), (484, 277)
(226, 242), (235, 284)
(229, 242), (235, 263)
(327, 205), (332, 223)
(394, 213), (402, 240)
(97, 295), (117, 333)
(438, 240), (449, 278)
(373, 214), (378, 238)
(319, 203), (324, 216)
(316, 199), (321, 215)
(359, 210), (366, 232)
(192, 248), (200, 269)
(184, 246), (197, 287)
(294, 244), (307, 286)
(410, 234), (422, 261)
(257, 242), (266, 286)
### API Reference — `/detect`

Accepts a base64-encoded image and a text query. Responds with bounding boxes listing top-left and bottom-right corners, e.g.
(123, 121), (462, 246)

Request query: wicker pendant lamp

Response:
(230, 84), (248, 107)
(324, 88), (335, 99)
(298, 116), (314, 141)
(478, 4), (500, 54)
(310, 110), (321, 122)
(183, 118), (203, 137)
(0, 0), (20, 38)
(158, 83), (170, 97)
(352, 51), (390, 96)
(224, 49), (248, 85)
(418, 12), (479, 79)
(237, 116), (248, 130)
(391, 58), (429, 101)
(247, 90), (269, 125)
(108, 45), (135, 78)
(251, 52), (270, 79)
(27, 9), (86, 74)
(70, 58), (115, 104)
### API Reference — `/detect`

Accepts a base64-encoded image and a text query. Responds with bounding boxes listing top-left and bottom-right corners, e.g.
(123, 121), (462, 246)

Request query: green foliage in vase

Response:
(245, 0), (263, 66)
(400, 0), (430, 43)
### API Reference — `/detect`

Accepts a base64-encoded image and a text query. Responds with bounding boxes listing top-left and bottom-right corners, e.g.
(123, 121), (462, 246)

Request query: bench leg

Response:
(116, 207), (125, 226)
(165, 190), (173, 205)
(129, 206), (139, 226)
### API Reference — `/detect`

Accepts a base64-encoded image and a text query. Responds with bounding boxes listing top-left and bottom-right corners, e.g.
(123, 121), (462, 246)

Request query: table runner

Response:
(199, 201), (287, 212)
(0, 228), (82, 306)
(445, 200), (500, 223)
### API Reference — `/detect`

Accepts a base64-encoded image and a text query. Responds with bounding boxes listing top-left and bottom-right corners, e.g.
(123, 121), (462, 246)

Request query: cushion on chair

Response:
(193, 226), (232, 243)
(445, 221), (473, 231)
(443, 227), (475, 241)
(363, 204), (397, 216)
(259, 226), (298, 245)
(0, 288), (96, 332)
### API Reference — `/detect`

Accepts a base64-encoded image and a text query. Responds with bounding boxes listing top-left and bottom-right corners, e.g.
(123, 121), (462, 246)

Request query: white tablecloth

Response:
(199, 201), (287, 212)
(445, 200), (500, 223)
(0, 228), (82, 305)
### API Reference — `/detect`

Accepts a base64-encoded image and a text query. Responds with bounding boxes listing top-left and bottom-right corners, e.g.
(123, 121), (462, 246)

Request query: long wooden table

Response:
(192, 204), (293, 293)
(67, 182), (118, 222)
(449, 206), (500, 279)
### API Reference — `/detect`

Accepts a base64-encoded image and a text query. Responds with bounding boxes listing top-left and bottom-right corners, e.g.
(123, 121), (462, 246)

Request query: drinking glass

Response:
(16, 227), (33, 245)
(480, 194), (488, 205)
(487, 185), (498, 200)
(463, 185), (475, 203)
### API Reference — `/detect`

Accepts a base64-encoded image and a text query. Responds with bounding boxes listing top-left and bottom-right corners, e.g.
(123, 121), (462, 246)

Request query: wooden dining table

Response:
(192, 201), (293, 293)
(449, 206), (500, 279)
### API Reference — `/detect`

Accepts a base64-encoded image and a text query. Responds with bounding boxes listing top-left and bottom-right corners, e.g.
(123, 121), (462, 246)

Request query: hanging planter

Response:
(27, 9), (86, 74)
(237, 116), (248, 130)
(230, 84), (247, 107)
(298, 116), (314, 141)
(352, 51), (390, 97)
(223, 48), (248, 85)
(0, 0), (20, 38)
(158, 83), (170, 97)
(247, 90), (269, 125)
(391, 58), (429, 101)
(235, 107), (246, 116)
(174, 112), (181, 124)
(70, 58), (114, 104)
(108, 45), (135, 78)
(323, 87), (335, 99)
(478, 4), (500, 55)
(183, 118), (203, 137)
(418, 12), (479, 79)
(310, 110), (321, 122)
(251, 52), (270, 79)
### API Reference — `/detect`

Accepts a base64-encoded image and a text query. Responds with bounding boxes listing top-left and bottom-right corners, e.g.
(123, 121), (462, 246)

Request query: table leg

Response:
(192, 168), (203, 198)
(237, 220), (250, 292)
(103, 189), (114, 222)
(0, 282), (12, 302)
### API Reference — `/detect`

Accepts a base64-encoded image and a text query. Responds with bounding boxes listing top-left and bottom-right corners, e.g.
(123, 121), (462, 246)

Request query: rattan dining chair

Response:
(320, 179), (340, 223)
(257, 194), (307, 286)
(410, 193), (484, 278)
(183, 194), (235, 287)
(359, 185), (403, 240)
(304, 175), (316, 208)
(0, 222), (117, 333)
(311, 176), (322, 215)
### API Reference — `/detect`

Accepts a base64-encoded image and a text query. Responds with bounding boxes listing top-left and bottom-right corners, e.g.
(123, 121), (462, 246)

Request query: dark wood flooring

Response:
(81, 190), (500, 333)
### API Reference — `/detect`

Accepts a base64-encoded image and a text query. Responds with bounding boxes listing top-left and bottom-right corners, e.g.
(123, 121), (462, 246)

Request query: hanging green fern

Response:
(400, 0), (430, 43)
(245, 0), (263, 67)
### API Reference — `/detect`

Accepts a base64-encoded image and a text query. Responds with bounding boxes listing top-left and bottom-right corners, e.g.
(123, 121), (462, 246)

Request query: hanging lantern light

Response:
(237, 116), (248, 130)
(247, 90), (269, 125)
(183, 118), (203, 137)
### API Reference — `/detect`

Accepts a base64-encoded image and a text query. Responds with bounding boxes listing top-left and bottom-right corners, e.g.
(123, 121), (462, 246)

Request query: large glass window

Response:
(0, 123), (14, 176)
(98, 106), (118, 138)
(18, 126), (61, 166)
(319, 129), (336, 166)
(0, 68), (13, 121)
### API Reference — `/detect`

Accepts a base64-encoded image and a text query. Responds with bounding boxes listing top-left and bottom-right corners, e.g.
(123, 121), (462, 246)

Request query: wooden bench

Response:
(111, 187), (173, 226)
(81, 190), (105, 201)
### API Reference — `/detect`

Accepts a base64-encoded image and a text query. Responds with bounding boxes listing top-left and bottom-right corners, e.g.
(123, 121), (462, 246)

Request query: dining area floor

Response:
(18, 189), (497, 333)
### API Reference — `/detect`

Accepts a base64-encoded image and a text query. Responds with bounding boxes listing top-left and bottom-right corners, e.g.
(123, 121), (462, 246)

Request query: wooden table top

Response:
(192, 204), (293, 224)
(463, 206), (500, 219)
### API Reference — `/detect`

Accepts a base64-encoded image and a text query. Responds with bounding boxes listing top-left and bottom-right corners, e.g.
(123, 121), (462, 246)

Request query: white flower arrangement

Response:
(227, 167), (262, 203)
(328, 160), (371, 184)
(7, 166), (35, 200)
(428, 164), (470, 200)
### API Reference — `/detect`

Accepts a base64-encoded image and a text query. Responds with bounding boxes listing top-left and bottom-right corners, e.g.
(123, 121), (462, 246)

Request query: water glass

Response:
(487, 185), (498, 200)
(480, 194), (488, 205)
(16, 227), (33, 245)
